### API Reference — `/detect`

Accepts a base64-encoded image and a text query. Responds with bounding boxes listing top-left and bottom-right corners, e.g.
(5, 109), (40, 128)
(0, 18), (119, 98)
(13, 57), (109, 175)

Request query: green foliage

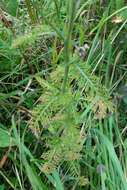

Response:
(29, 56), (113, 178)
(0, 184), (5, 190)
(0, 128), (16, 147)
(116, 0), (127, 20)
(11, 25), (55, 48)
(1, 0), (127, 189)
(0, 26), (20, 71)
(1, 0), (18, 17)
(93, 129), (127, 189)
(12, 117), (63, 190)
(46, 170), (64, 190)
(25, 0), (37, 24)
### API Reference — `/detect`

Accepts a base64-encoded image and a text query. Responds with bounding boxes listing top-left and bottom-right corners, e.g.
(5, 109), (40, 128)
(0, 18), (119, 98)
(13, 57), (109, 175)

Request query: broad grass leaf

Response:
(0, 128), (16, 147)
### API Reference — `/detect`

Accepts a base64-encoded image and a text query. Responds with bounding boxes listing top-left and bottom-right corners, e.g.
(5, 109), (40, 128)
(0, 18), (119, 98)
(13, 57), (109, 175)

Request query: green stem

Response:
(25, 0), (37, 24)
(62, 0), (77, 93)
(53, 0), (59, 16)
(62, 65), (70, 93)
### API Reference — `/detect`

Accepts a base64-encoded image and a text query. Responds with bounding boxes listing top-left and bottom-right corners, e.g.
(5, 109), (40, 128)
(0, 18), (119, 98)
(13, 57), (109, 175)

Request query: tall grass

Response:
(0, 0), (127, 189)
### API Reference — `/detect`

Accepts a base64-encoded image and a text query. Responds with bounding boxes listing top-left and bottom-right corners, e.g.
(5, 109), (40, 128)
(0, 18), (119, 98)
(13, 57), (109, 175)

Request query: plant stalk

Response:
(25, 0), (37, 24)
(62, 0), (77, 93)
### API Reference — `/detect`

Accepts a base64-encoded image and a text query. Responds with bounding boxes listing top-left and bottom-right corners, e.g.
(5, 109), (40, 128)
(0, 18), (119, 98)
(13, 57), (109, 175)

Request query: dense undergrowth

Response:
(0, 0), (127, 189)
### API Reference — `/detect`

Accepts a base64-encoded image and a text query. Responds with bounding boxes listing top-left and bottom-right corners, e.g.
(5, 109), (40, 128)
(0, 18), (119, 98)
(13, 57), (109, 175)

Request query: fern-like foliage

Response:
(28, 53), (114, 179)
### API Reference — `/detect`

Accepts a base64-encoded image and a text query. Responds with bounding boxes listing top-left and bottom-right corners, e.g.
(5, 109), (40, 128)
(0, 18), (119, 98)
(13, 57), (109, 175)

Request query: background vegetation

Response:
(0, 0), (127, 189)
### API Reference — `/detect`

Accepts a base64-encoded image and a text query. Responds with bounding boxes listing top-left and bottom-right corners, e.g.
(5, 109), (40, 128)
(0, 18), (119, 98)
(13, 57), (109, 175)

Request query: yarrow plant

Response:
(28, 54), (114, 177)
(8, 0), (121, 188)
